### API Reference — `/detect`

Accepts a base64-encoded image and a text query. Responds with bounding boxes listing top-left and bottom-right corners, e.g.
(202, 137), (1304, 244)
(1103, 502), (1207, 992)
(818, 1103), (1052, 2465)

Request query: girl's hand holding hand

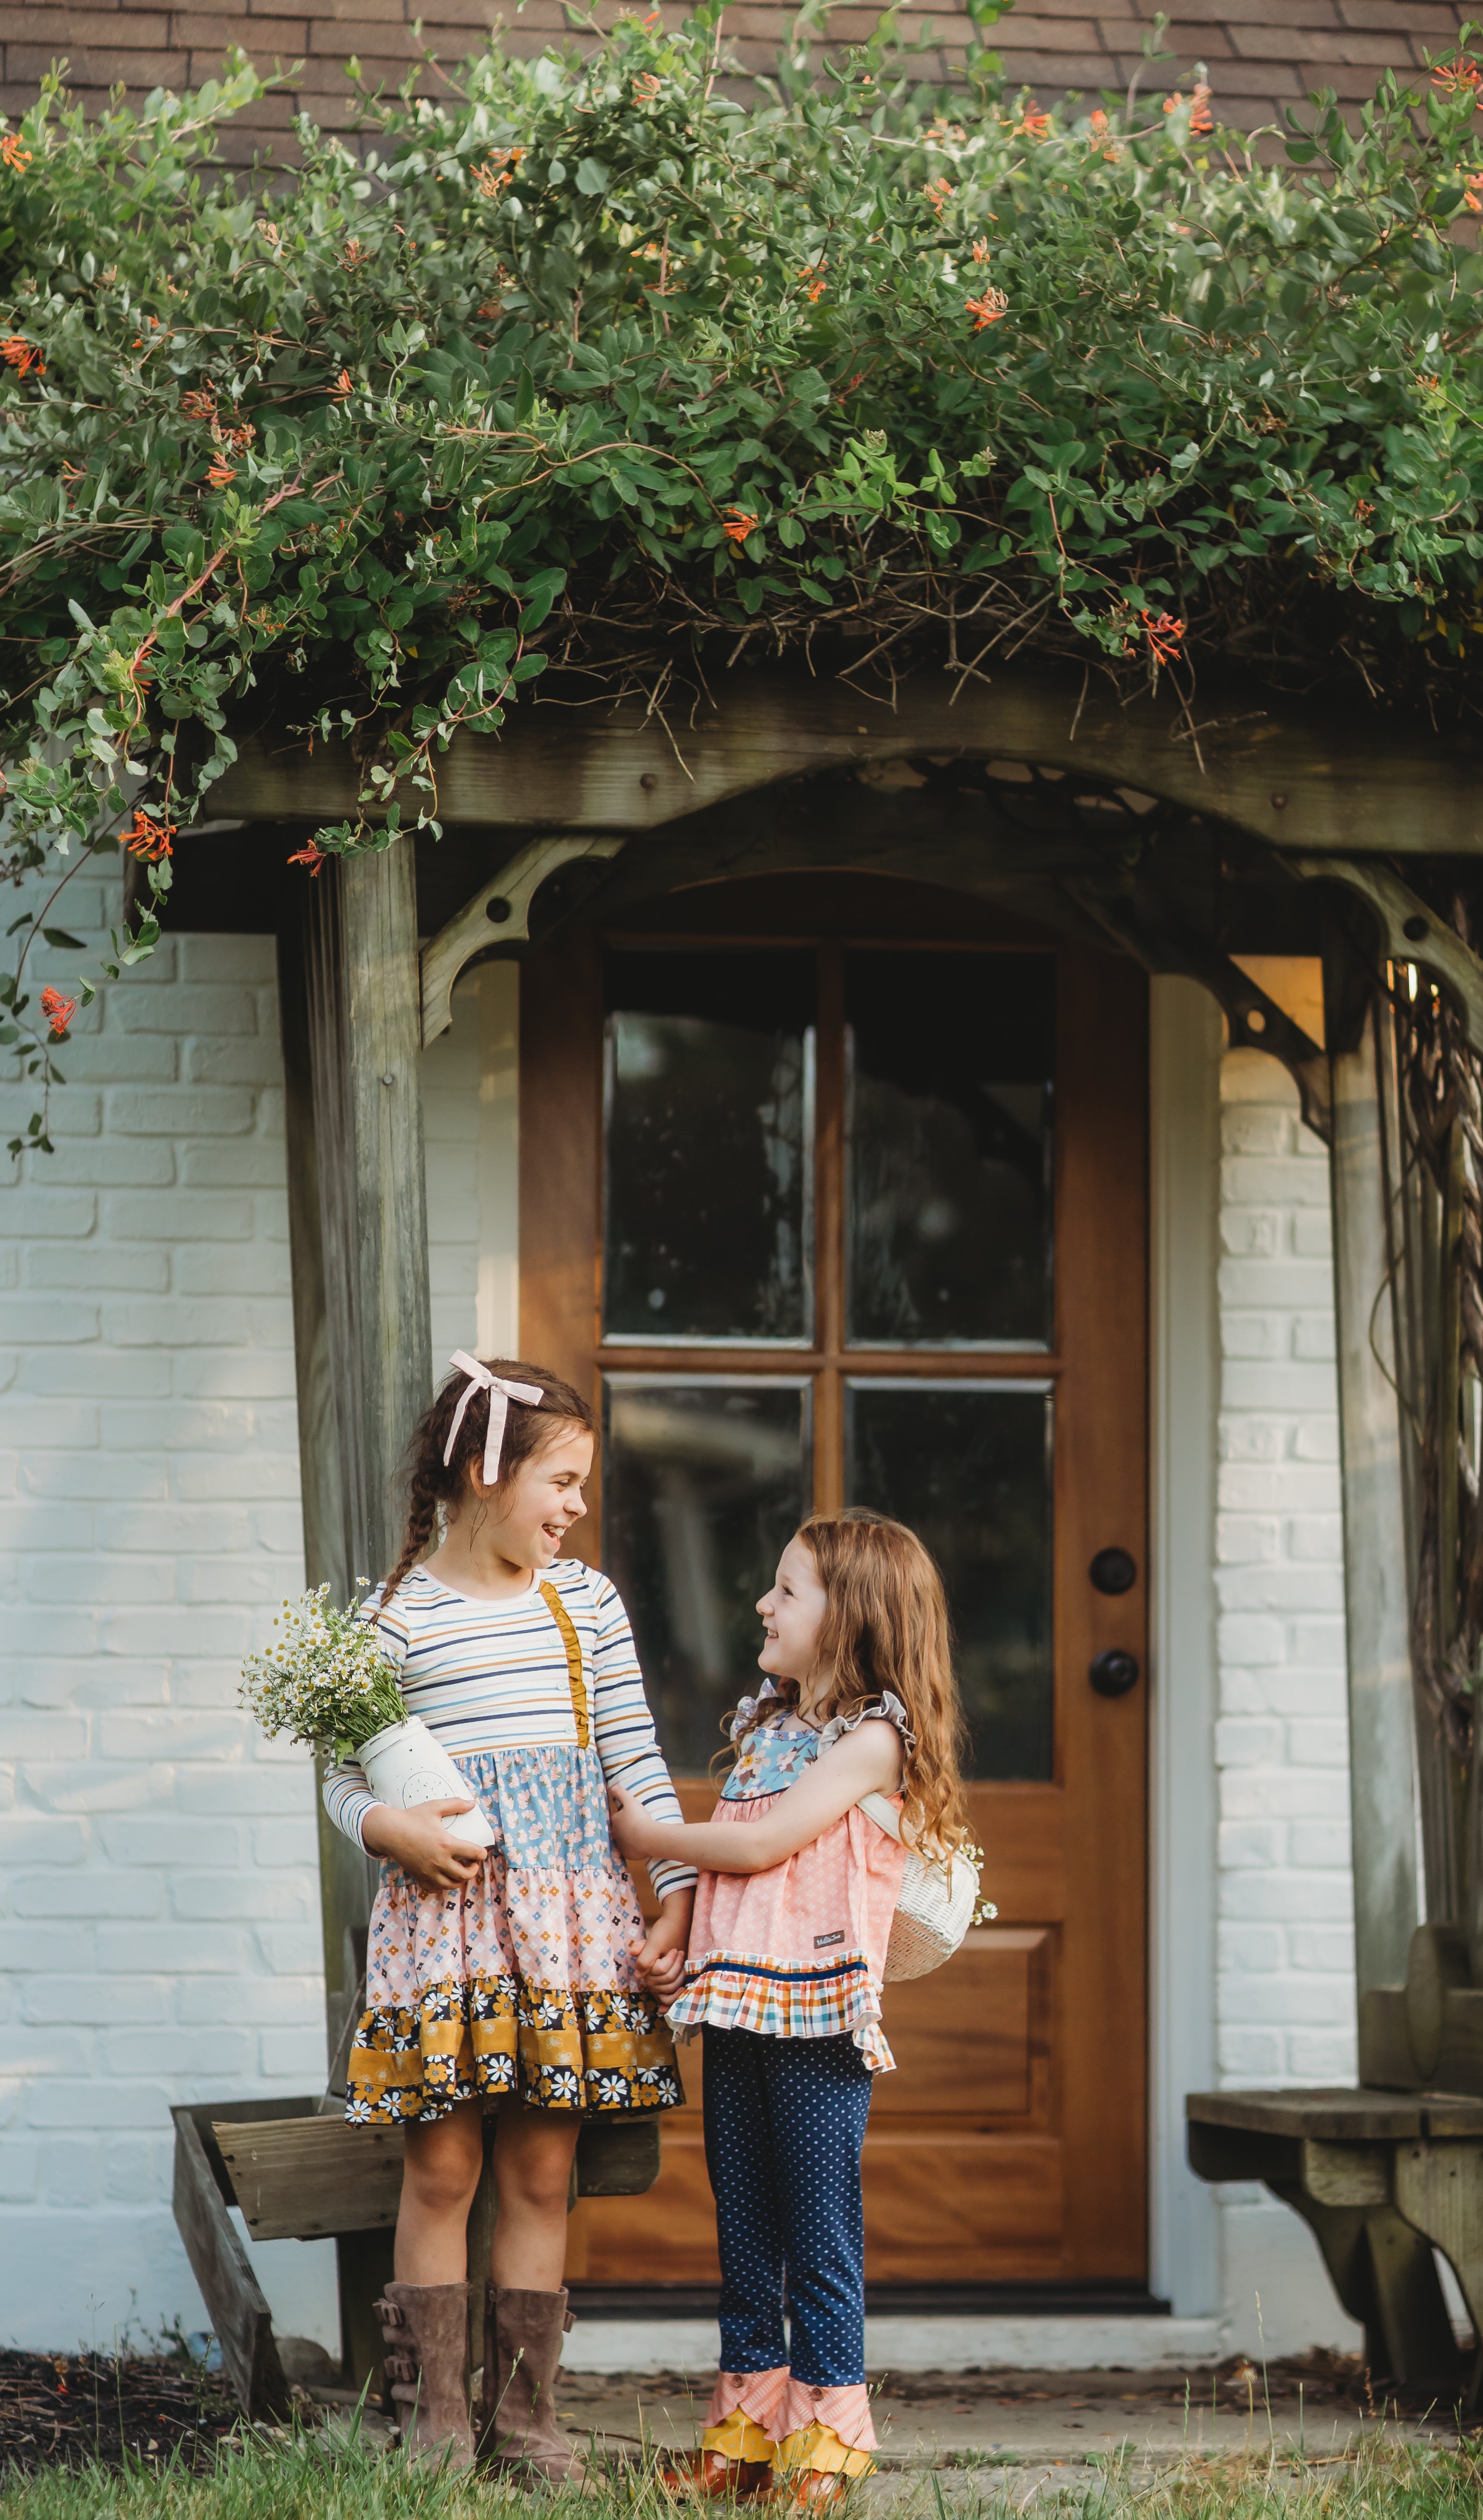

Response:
(635, 1891), (694, 1999)
(607, 1783), (669, 1861)
(362, 1799), (484, 1895)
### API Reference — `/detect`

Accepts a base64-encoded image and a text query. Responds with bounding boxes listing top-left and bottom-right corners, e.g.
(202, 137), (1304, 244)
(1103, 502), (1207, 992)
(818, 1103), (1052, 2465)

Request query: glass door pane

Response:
(845, 951), (1054, 1348)
(845, 1379), (1054, 1780)
(602, 1377), (813, 1772)
(603, 948), (815, 1344)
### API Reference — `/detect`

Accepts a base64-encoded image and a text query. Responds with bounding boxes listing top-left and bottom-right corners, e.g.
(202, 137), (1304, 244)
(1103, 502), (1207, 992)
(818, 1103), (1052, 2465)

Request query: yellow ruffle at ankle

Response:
(701, 2409), (776, 2464)
(701, 2412), (875, 2479)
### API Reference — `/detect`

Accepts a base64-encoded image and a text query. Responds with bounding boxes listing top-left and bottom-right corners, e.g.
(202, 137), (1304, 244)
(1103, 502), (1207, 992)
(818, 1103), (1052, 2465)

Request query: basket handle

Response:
(859, 1790), (913, 1848)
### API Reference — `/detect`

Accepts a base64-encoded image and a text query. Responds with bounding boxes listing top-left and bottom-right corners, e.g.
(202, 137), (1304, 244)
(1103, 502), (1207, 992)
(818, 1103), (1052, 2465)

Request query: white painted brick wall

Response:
(1216, 1042), (1355, 2092)
(0, 866), (494, 2351)
(1213, 1035), (1362, 2358)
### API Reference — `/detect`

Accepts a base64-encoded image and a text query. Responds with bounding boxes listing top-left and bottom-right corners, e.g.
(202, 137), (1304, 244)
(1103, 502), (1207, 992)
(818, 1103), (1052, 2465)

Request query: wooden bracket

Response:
(1291, 855), (1483, 1062)
(420, 835), (625, 1045)
(1062, 878), (1331, 1143)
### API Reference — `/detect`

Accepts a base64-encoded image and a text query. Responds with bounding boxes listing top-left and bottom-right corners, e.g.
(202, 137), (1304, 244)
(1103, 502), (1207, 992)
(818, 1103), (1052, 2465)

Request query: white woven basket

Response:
(859, 1792), (986, 1981)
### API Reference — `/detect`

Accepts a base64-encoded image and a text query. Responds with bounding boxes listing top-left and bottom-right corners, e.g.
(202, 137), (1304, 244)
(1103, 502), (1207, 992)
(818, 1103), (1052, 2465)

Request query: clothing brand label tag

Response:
(813, 1930), (846, 1949)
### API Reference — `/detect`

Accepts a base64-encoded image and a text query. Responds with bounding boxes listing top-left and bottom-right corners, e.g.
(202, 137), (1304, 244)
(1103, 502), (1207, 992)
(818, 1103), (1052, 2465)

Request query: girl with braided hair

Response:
(322, 1354), (694, 2480)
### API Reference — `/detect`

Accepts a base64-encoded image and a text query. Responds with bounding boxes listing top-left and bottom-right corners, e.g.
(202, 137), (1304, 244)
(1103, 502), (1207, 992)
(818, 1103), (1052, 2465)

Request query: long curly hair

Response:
(377, 1357), (594, 1617)
(731, 1507), (970, 1855)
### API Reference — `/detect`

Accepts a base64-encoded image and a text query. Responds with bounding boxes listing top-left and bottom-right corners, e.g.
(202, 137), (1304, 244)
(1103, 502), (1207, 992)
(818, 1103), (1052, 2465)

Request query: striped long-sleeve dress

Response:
(323, 1557), (695, 2124)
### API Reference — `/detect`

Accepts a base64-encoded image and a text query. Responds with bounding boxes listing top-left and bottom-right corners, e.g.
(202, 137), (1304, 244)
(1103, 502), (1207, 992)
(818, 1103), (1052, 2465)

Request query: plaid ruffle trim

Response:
(344, 1972), (685, 2123)
(666, 1951), (895, 2072)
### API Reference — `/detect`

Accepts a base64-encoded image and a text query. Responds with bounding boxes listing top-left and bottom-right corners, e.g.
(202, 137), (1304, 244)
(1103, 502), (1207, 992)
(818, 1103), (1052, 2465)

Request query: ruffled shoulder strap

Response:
(729, 1678), (782, 1742)
(817, 1690), (917, 1754)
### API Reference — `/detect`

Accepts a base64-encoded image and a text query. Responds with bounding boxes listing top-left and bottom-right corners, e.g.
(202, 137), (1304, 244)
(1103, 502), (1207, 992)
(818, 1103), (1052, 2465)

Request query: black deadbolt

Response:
(1089, 1546), (1137, 1596)
(1090, 1649), (1140, 1698)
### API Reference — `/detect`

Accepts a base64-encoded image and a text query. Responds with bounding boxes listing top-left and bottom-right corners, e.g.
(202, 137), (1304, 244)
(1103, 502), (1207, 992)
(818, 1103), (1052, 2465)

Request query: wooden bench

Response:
(1186, 2086), (1483, 2393)
(172, 2097), (661, 2416)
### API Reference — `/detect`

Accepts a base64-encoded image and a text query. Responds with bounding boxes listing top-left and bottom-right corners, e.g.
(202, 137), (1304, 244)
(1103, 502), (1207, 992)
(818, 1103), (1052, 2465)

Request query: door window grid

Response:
(601, 1375), (813, 1775)
(597, 937), (1060, 1782)
(600, 946), (817, 1348)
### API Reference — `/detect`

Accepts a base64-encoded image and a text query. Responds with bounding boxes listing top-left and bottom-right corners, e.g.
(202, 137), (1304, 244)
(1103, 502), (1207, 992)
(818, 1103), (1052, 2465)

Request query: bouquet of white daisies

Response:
(239, 1586), (495, 1848)
(239, 1584), (407, 1759)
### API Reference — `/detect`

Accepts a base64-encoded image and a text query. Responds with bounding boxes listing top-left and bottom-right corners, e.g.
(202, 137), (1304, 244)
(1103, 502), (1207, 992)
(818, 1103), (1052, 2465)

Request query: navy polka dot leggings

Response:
(702, 2025), (874, 2388)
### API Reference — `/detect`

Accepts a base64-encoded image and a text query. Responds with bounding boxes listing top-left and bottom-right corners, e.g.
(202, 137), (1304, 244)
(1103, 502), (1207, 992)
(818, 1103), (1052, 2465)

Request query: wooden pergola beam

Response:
(213, 669), (1483, 854)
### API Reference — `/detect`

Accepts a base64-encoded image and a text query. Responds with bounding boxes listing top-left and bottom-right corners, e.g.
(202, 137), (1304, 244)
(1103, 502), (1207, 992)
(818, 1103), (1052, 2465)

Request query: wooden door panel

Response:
(568, 2125), (717, 2283)
(862, 2136), (1063, 2276)
(570, 2126), (1068, 2287)
(873, 1929), (1050, 2118)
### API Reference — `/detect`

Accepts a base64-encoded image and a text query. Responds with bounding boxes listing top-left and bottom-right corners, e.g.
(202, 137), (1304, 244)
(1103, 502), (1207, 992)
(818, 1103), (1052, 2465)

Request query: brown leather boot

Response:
(476, 2281), (584, 2481)
(373, 2280), (475, 2470)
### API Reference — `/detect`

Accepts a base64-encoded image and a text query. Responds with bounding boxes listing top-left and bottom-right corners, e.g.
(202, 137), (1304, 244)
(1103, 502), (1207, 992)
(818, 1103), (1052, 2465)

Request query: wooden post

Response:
(277, 840), (433, 2380)
(1324, 931), (1420, 2002)
(280, 845), (433, 2064)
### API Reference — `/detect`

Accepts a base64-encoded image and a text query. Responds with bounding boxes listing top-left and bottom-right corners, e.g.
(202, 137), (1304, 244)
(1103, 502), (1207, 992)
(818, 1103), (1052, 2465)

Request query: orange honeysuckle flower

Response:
(1433, 53), (1482, 95)
(1142, 611), (1185, 665)
(797, 263), (827, 301)
(222, 421), (256, 452)
(1015, 104), (1050, 138)
(1, 335), (42, 375)
(722, 510), (759, 544)
(1089, 108), (1109, 130)
(288, 840), (329, 875)
(330, 369), (353, 397)
(40, 986), (77, 1037)
(1355, 497), (1375, 522)
(206, 455), (237, 488)
(120, 808), (175, 863)
(965, 286), (1009, 330)
(475, 146), (525, 200)
(971, 236), (991, 263)
(633, 71), (663, 100)
(1, 134), (33, 171)
(1189, 84), (1214, 135)
(181, 387), (217, 419)
(1465, 170), (1483, 210)
(923, 175), (954, 217)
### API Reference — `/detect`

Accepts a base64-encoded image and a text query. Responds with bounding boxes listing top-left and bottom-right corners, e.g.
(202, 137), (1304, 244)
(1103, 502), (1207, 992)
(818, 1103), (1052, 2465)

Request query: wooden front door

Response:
(521, 874), (1148, 2290)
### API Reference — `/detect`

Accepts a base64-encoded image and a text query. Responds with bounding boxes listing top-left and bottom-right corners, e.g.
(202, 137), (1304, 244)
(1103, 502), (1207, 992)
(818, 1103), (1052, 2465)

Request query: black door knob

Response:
(1090, 1649), (1140, 1698)
(1090, 1547), (1137, 1596)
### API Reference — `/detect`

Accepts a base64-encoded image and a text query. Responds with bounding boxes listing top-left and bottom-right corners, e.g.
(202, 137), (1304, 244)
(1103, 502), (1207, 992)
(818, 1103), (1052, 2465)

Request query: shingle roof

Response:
(2, 0), (1468, 158)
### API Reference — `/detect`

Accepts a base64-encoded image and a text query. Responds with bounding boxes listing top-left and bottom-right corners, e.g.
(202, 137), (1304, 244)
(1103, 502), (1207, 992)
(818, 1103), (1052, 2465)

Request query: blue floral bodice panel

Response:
(720, 1682), (916, 1803)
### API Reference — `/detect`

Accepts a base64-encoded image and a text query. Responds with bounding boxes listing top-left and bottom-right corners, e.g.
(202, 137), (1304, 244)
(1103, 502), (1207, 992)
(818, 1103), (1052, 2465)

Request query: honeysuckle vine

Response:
(6, 5), (1483, 1152)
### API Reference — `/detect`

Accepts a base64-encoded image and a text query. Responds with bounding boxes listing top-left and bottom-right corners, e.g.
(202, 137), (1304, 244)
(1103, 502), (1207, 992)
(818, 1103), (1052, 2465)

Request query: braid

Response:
(376, 1356), (595, 1610)
(376, 1456), (441, 1620)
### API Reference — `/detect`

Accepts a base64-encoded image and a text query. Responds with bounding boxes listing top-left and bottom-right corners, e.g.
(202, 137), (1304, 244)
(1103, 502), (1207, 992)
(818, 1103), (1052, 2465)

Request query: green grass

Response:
(4, 2427), (1483, 2520)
